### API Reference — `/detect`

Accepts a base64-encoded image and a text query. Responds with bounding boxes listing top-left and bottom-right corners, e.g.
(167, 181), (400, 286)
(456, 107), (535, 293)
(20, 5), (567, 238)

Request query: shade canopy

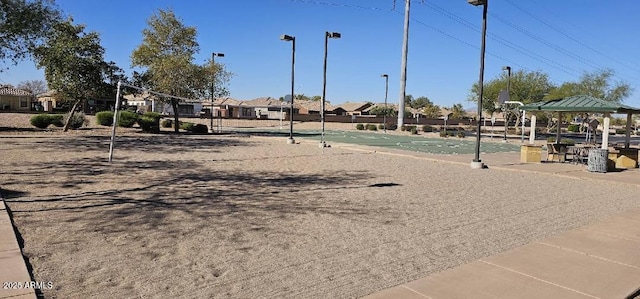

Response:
(520, 95), (640, 114)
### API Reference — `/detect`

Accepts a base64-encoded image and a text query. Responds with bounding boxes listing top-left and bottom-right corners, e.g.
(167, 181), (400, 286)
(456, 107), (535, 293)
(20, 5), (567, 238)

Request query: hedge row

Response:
(95, 111), (162, 133)
(30, 113), (86, 129)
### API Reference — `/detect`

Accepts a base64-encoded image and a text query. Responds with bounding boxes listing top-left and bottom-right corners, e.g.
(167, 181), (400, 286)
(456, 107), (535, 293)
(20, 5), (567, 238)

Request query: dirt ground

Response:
(1, 113), (639, 298)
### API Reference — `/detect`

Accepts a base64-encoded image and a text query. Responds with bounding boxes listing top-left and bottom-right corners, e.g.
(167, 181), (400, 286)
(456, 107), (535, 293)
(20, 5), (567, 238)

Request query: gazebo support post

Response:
(556, 112), (562, 144)
(601, 113), (610, 150)
(625, 113), (632, 149)
(529, 114), (536, 144)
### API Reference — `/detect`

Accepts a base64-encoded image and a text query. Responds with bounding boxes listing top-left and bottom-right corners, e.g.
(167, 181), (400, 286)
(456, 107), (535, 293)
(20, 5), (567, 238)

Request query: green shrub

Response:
(378, 124), (385, 130)
(456, 131), (466, 138)
(143, 112), (162, 120)
(400, 125), (406, 131)
(192, 124), (208, 134)
(355, 123), (365, 130)
(439, 130), (448, 137)
(567, 124), (580, 132)
(366, 124), (377, 131)
(387, 124), (398, 130)
(117, 111), (139, 128)
(95, 111), (114, 126)
(64, 112), (87, 129)
(161, 119), (172, 128)
(410, 127), (418, 134)
(30, 114), (52, 129)
(137, 116), (160, 133)
(50, 114), (64, 127)
(422, 125), (434, 132)
(615, 128), (626, 134)
(180, 122), (195, 131)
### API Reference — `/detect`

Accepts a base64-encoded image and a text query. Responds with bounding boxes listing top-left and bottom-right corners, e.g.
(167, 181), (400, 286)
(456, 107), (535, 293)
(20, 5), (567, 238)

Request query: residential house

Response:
(210, 97), (250, 118)
(242, 97), (288, 119)
(36, 90), (57, 112)
(0, 86), (34, 111)
(336, 102), (372, 116)
(36, 90), (117, 114)
(124, 93), (157, 113)
(295, 100), (337, 115)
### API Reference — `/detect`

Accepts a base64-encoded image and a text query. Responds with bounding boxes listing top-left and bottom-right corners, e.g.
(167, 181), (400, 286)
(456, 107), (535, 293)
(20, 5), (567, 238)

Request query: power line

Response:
(282, 0), (634, 88)
(418, 1), (640, 85)
(286, 0), (388, 11)
(420, 2), (582, 77)
(504, 0), (640, 76)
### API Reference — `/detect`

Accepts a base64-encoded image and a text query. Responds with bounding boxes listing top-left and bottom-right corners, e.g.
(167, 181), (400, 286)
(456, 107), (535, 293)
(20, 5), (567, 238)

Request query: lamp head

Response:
(381, 74), (388, 78)
(280, 34), (295, 41)
(214, 53), (225, 57)
(327, 32), (341, 39)
(502, 66), (511, 71)
(467, 0), (486, 6)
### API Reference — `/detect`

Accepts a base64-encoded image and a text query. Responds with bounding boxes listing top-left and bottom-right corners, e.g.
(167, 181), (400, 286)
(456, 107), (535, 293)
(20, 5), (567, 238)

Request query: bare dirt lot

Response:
(1, 113), (639, 298)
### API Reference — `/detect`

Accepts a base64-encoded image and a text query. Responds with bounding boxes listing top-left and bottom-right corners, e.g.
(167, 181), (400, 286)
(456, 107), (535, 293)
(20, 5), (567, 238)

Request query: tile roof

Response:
(0, 87), (32, 96)
(337, 102), (371, 112)
(295, 100), (336, 111)
(521, 95), (640, 114)
(243, 97), (283, 107)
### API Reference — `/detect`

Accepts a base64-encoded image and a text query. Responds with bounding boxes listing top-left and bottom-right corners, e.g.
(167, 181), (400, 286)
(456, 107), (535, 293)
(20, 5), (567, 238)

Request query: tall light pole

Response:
(280, 34), (296, 144)
(502, 65), (511, 142)
(209, 52), (224, 134)
(321, 31), (341, 148)
(469, 0), (488, 169)
(381, 74), (389, 133)
(397, 0), (410, 128)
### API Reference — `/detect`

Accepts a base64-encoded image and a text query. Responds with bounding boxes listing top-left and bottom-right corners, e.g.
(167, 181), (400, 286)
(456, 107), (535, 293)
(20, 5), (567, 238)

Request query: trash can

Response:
(587, 148), (608, 173)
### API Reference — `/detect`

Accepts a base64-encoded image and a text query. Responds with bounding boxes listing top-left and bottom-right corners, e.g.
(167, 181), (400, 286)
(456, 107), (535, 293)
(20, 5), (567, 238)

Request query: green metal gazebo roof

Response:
(520, 95), (640, 114)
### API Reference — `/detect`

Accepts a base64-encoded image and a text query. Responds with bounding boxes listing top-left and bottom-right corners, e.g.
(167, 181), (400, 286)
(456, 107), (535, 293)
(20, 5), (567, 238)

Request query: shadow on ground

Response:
(2, 150), (401, 240)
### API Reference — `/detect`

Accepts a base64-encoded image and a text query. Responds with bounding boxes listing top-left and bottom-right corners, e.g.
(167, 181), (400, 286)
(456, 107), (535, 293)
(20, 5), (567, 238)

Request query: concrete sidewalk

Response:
(0, 192), (37, 299)
(364, 208), (640, 299)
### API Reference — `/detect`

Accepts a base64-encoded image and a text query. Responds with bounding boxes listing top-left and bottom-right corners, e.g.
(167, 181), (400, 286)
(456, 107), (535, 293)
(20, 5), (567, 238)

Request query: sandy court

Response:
(1, 114), (640, 298)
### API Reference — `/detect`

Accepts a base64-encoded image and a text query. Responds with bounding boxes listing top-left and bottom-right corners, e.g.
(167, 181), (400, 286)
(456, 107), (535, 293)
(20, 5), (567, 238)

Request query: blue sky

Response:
(2, 0), (640, 109)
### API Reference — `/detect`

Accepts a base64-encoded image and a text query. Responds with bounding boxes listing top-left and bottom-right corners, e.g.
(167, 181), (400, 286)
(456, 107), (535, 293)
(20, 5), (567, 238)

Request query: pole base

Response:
(502, 139), (508, 143)
(319, 142), (328, 148)
(208, 128), (214, 134)
(470, 161), (485, 169)
(287, 138), (296, 144)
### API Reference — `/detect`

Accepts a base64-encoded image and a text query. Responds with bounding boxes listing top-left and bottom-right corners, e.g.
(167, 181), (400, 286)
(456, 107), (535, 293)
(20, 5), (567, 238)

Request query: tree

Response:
(469, 69), (555, 134)
(546, 69), (631, 103)
(450, 103), (466, 119)
(410, 96), (432, 109)
(33, 19), (119, 131)
(404, 94), (414, 106)
(132, 9), (228, 132)
(421, 102), (440, 118)
(368, 105), (396, 117)
(545, 69), (632, 133)
(17, 79), (47, 95)
(0, 0), (60, 67)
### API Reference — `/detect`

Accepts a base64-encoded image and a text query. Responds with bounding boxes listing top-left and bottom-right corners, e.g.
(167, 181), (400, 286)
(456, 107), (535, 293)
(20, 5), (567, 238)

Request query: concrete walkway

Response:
(0, 192), (37, 299)
(364, 207), (640, 299)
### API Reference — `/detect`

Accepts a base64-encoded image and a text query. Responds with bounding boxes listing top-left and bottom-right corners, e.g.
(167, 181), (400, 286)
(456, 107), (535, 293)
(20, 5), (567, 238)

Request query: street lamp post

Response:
(469, 0), (488, 169)
(502, 65), (511, 141)
(280, 34), (296, 144)
(209, 52), (224, 134)
(381, 74), (389, 133)
(321, 31), (341, 148)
